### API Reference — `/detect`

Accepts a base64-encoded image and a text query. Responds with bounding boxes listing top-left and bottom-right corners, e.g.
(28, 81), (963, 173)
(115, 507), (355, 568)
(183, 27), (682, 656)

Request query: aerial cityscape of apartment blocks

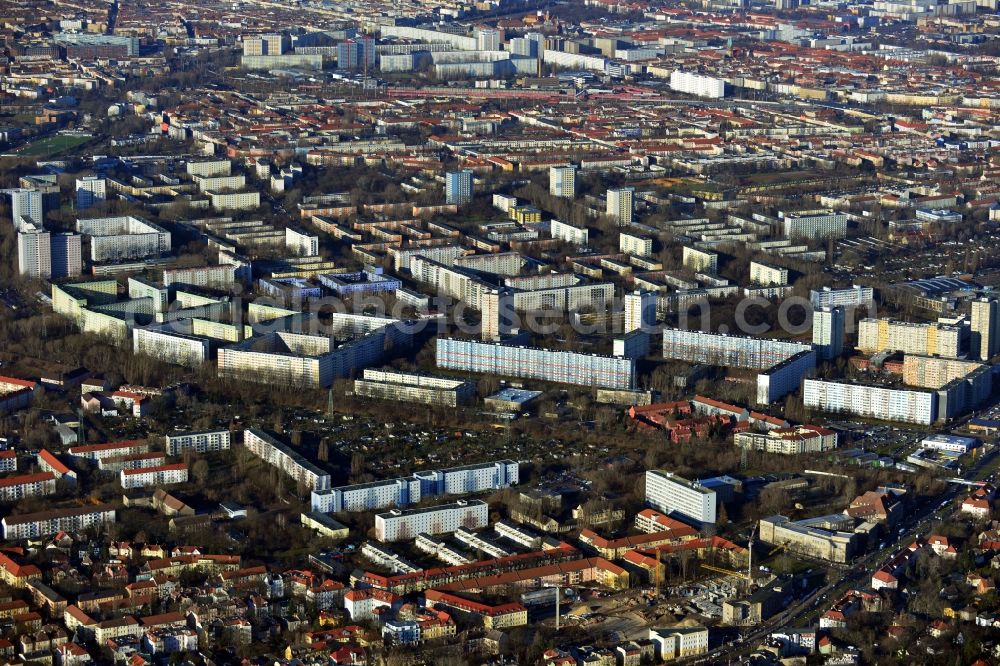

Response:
(5, 0), (1000, 659)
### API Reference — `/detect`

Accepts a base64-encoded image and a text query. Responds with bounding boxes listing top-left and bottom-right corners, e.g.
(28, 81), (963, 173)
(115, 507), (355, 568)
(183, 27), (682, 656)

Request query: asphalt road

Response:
(697, 450), (999, 664)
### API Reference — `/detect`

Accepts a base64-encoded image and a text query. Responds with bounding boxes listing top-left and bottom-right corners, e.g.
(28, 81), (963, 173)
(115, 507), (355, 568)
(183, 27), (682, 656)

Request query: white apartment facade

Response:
(68, 440), (151, 463)
(75, 176), (106, 209)
(549, 165), (576, 197)
(780, 210), (848, 240)
(437, 337), (635, 389)
(193, 174), (246, 193)
(314, 477), (423, 514)
(749, 261), (789, 286)
(133, 327), (211, 367)
(2, 505), (116, 540)
(809, 285), (874, 309)
(645, 470), (717, 525)
(0, 472), (57, 502)
(311, 459), (518, 513)
(10, 188), (43, 228)
(244, 428), (331, 492)
(669, 70), (724, 98)
(120, 463), (189, 489)
(76, 215), (171, 262)
(165, 430), (232, 456)
(353, 369), (475, 407)
(606, 188), (634, 225)
(210, 191), (261, 211)
(812, 306), (845, 360)
(682, 246), (718, 274)
(375, 500), (488, 542)
(17, 229), (51, 278)
(186, 160), (231, 177)
(624, 290), (656, 333)
(285, 227), (319, 256)
(734, 425), (838, 455)
(549, 219), (588, 246)
(802, 378), (936, 425)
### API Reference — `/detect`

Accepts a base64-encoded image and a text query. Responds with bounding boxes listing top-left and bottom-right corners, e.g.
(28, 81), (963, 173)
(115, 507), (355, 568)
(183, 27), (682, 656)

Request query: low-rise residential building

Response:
(845, 489), (905, 525)
(648, 626), (709, 661)
(344, 588), (400, 621)
(734, 425), (838, 455)
(0, 450), (15, 472)
(0, 552), (41, 588)
(635, 508), (686, 534)
(2, 505), (116, 540)
(580, 523), (700, 559)
(961, 496), (991, 519)
(300, 512), (350, 540)
(424, 589), (528, 629)
(0, 472), (57, 502)
(0, 376), (38, 415)
(722, 577), (797, 626)
(37, 449), (76, 482)
(99, 451), (167, 473)
(120, 463), (189, 489)
(164, 429), (232, 456)
(68, 440), (151, 464)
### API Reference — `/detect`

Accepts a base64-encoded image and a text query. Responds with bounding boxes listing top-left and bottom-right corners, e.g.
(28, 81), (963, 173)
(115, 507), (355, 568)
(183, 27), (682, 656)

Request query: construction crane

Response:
(700, 563), (750, 581)
(653, 549), (663, 597)
(768, 543), (788, 557)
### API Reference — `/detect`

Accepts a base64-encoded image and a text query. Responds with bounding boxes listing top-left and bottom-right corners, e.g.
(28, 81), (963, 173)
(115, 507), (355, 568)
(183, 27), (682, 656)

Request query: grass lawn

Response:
(14, 133), (92, 157)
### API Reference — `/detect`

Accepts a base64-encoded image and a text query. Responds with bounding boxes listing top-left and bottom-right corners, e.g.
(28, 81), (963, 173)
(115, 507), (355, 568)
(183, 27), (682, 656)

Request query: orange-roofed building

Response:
(37, 449), (75, 482)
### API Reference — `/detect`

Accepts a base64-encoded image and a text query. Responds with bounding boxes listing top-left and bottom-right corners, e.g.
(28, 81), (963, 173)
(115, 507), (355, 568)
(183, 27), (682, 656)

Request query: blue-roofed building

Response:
(968, 418), (1000, 436)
